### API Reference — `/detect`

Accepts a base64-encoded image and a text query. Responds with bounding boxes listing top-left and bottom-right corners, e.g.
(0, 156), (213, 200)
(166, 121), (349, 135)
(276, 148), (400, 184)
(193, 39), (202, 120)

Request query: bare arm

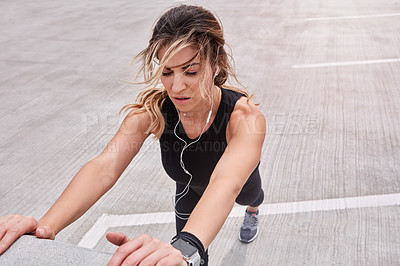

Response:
(39, 110), (151, 234)
(182, 98), (266, 249)
(0, 110), (151, 253)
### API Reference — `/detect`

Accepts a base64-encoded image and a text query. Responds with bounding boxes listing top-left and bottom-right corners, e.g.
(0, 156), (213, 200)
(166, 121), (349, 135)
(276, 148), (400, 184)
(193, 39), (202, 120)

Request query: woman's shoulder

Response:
(227, 95), (266, 139)
(231, 96), (264, 121)
(220, 86), (263, 118)
(122, 108), (153, 134)
(219, 86), (265, 125)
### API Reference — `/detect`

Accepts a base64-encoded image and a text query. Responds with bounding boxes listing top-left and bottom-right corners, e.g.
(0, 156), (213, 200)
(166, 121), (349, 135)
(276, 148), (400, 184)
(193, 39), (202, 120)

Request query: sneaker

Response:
(239, 209), (259, 243)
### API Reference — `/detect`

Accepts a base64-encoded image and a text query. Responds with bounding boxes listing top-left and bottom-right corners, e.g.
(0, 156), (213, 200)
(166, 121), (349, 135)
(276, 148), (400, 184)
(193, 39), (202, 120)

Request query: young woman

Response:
(0, 5), (265, 265)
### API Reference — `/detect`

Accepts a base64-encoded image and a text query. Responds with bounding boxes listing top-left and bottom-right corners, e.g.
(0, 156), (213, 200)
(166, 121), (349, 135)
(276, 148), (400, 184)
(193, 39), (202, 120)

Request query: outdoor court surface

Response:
(0, 0), (399, 265)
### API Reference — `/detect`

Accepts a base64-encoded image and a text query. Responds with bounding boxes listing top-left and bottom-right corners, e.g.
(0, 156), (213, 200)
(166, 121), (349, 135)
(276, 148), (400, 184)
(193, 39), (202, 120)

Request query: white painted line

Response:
(78, 211), (175, 249)
(291, 58), (400, 68)
(78, 193), (400, 249)
(307, 13), (400, 21)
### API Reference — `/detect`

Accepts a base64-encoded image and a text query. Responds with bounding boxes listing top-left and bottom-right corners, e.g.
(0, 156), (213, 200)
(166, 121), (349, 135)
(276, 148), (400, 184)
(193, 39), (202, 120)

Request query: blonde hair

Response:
(120, 5), (251, 139)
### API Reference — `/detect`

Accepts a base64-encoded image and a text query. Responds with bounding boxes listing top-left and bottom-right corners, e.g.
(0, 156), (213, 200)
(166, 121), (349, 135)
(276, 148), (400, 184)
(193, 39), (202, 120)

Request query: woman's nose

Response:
(171, 73), (185, 93)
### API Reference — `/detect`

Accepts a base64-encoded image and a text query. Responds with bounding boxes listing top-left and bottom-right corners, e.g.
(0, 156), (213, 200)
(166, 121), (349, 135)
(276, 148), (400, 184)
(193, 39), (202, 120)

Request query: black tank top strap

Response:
(203, 87), (244, 143)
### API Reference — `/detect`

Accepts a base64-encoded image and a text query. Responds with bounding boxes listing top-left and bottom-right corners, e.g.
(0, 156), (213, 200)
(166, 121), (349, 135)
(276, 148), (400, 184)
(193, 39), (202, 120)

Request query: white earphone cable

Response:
(173, 82), (215, 220)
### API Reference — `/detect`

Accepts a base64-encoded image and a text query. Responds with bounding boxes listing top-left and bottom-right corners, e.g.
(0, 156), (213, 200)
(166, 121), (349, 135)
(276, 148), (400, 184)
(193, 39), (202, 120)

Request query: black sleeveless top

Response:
(159, 87), (261, 195)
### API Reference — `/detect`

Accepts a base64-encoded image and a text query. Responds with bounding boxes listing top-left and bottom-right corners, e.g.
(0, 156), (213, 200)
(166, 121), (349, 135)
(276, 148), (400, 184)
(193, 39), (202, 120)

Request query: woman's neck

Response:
(179, 86), (221, 123)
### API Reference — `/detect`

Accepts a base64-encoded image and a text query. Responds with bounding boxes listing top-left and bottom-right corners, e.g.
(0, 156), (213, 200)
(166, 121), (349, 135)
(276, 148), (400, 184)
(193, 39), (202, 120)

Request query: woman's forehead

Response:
(158, 45), (202, 69)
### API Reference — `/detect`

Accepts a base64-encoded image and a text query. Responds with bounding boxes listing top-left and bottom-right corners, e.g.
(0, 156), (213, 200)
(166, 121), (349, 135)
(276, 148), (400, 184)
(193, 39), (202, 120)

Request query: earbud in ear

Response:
(214, 65), (220, 78)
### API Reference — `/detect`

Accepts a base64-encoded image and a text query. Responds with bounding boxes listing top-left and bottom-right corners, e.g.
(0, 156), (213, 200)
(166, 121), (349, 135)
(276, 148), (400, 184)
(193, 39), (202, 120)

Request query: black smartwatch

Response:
(171, 238), (201, 266)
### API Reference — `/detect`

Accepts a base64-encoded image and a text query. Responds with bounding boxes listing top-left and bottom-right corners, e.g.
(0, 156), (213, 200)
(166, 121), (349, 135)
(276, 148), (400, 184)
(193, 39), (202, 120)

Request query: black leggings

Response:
(174, 174), (264, 233)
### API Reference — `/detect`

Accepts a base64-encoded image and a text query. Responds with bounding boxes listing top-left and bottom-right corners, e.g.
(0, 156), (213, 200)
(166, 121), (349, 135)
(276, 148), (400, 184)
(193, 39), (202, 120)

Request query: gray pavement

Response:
(0, 236), (112, 266)
(1, 0), (400, 265)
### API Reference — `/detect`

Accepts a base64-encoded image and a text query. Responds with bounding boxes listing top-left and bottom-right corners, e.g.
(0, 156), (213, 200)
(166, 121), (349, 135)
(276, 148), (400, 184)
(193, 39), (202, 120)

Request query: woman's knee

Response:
(235, 188), (264, 207)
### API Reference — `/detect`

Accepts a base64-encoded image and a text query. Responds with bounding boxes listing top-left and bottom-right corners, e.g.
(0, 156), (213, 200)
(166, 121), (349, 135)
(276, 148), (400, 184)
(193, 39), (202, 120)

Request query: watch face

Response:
(171, 238), (198, 257)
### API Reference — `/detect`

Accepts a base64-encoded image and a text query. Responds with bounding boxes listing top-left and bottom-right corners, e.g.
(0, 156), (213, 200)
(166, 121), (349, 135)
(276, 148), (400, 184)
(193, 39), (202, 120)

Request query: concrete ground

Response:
(0, 236), (112, 266)
(1, 0), (399, 265)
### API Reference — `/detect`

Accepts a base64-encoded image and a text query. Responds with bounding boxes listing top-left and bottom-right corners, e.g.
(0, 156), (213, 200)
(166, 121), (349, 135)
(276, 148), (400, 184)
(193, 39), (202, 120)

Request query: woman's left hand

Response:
(106, 232), (186, 266)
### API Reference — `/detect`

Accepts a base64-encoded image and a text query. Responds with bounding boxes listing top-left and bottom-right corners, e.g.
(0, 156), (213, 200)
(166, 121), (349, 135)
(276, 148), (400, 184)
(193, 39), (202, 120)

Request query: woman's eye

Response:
(185, 72), (197, 76)
(161, 71), (197, 76)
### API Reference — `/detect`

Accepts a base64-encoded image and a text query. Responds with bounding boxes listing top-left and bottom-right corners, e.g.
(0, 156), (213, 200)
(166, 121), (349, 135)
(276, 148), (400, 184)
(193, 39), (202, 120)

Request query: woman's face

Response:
(158, 45), (212, 114)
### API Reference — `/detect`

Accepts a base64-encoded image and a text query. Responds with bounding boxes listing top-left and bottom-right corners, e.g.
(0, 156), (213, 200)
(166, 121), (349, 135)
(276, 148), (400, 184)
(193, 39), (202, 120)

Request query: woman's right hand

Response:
(0, 215), (55, 255)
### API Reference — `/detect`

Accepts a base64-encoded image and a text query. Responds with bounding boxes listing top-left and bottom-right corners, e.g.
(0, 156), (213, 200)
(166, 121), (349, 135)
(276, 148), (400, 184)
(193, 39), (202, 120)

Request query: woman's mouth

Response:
(173, 97), (191, 103)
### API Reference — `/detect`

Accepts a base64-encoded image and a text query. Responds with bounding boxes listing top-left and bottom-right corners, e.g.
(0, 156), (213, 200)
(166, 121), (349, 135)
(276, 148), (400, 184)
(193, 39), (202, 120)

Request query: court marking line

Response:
(291, 58), (400, 68)
(78, 193), (400, 248)
(306, 13), (400, 21)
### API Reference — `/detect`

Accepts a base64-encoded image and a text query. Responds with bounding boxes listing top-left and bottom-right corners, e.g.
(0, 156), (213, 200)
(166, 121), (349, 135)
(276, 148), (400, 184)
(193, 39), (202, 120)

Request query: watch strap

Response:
(172, 231), (208, 265)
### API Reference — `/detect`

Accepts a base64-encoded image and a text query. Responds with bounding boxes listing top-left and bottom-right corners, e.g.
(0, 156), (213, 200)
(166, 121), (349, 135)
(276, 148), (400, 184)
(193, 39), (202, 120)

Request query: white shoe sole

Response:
(238, 229), (259, 243)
